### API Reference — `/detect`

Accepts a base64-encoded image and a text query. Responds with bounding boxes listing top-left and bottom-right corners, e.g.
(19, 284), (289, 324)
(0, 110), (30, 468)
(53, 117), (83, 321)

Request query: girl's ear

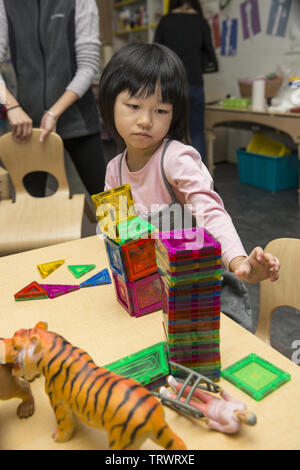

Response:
(35, 321), (48, 331)
(30, 335), (42, 355)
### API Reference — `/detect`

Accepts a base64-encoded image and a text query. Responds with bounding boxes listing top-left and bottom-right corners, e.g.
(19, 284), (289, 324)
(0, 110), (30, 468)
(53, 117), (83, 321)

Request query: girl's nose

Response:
(137, 110), (152, 128)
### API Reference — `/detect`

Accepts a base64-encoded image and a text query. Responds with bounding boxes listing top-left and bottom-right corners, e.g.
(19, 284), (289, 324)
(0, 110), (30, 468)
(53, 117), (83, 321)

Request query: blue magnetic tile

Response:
(80, 268), (112, 287)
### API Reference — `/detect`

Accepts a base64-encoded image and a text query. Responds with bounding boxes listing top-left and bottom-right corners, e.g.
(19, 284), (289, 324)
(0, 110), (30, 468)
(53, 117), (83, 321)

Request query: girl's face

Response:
(114, 85), (173, 158)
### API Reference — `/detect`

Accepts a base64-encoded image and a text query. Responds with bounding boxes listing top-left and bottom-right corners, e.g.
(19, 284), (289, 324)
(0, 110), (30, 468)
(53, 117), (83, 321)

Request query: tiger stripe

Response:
(101, 377), (128, 425)
(122, 402), (160, 450)
(81, 370), (111, 414)
(110, 383), (141, 421)
(48, 347), (77, 387)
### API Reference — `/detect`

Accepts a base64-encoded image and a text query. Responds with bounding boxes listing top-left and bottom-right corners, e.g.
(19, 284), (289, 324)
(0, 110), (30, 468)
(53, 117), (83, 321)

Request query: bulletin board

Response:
(201, 0), (300, 100)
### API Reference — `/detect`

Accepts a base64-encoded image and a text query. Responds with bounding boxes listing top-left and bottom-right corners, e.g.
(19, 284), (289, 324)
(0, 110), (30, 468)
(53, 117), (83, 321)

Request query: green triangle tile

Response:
(67, 264), (96, 279)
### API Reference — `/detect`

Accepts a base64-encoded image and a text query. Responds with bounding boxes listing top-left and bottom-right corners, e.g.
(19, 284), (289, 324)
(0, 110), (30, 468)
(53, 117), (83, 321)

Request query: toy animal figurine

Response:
(0, 322), (186, 450)
(160, 375), (256, 434)
(0, 354), (34, 418)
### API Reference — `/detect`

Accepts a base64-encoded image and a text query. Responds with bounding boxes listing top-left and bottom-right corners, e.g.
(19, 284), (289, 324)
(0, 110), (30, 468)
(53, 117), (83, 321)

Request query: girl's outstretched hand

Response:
(232, 247), (280, 284)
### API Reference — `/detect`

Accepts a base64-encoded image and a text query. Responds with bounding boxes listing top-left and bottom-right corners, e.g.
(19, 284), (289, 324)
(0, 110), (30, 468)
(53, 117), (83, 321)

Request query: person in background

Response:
(154, 0), (218, 163)
(0, 0), (106, 196)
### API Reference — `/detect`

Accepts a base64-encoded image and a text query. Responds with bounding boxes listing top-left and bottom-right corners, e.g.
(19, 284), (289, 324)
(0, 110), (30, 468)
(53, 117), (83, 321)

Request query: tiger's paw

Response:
(17, 398), (35, 419)
(52, 426), (74, 443)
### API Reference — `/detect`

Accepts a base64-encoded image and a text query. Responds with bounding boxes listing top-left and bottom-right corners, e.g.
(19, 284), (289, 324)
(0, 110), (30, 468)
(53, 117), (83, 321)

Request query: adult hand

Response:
(7, 106), (33, 142)
(39, 111), (57, 142)
(232, 247), (280, 283)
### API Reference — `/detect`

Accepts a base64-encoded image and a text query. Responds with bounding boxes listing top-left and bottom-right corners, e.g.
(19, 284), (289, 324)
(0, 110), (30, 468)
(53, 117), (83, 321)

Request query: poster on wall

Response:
(266, 0), (292, 37)
(240, 0), (261, 40)
(209, 13), (222, 48)
(221, 17), (238, 56)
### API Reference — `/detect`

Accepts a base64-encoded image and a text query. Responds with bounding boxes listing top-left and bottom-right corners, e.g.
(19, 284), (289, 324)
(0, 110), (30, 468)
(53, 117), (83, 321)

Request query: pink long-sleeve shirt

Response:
(104, 139), (247, 270)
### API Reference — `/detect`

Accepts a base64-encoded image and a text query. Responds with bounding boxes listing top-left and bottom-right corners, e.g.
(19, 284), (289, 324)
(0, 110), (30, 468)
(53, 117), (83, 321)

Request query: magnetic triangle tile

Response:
(80, 268), (112, 288)
(37, 259), (65, 279)
(14, 281), (48, 301)
(41, 284), (80, 299)
(67, 264), (96, 279)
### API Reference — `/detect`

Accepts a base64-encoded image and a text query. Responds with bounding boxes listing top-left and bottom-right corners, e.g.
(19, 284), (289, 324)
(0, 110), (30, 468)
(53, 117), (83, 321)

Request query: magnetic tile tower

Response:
(156, 227), (222, 381)
(91, 184), (162, 317)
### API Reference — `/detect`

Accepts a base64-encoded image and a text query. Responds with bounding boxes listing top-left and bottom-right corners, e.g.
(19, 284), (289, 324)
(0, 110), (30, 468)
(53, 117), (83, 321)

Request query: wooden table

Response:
(205, 105), (300, 204)
(0, 235), (299, 450)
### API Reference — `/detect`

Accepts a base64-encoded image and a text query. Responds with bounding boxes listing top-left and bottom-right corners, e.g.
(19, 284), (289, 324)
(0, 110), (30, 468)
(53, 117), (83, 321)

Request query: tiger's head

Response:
(0, 322), (48, 382)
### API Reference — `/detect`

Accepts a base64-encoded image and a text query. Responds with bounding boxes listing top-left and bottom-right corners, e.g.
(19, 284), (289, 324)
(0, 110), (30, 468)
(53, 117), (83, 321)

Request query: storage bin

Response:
(238, 77), (283, 99)
(236, 148), (298, 192)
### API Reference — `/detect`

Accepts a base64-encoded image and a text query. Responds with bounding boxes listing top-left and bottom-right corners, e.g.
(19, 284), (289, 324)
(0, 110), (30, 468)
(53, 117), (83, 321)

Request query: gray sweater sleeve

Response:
(0, 0), (101, 99)
(0, 0), (8, 76)
(66, 0), (101, 98)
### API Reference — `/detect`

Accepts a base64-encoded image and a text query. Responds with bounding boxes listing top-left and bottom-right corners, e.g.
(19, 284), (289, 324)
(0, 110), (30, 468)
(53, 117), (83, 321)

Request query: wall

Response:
(201, 0), (300, 162)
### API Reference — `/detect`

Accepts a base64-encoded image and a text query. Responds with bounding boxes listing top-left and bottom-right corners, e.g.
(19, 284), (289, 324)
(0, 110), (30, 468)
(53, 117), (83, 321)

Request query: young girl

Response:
(99, 43), (280, 287)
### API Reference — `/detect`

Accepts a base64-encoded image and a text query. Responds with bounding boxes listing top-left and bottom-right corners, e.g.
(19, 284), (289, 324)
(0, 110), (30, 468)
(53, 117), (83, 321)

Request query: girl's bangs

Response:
(127, 74), (178, 105)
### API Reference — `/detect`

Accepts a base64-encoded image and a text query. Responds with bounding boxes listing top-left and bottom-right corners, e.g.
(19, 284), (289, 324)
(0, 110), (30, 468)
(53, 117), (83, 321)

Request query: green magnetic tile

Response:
(104, 342), (169, 386)
(67, 264), (96, 279)
(221, 353), (291, 401)
(116, 216), (157, 245)
(232, 362), (278, 390)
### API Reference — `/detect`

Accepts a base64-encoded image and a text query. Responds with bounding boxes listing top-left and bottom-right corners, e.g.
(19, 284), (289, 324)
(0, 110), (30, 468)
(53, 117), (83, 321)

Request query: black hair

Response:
(168, 0), (204, 16)
(99, 42), (190, 150)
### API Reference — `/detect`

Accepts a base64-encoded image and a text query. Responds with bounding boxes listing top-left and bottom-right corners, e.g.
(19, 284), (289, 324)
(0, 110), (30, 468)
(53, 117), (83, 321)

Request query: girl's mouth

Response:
(134, 133), (151, 138)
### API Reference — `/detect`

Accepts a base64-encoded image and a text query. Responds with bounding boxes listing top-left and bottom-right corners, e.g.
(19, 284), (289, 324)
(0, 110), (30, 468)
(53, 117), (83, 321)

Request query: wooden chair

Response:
(0, 129), (96, 256)
(255, 238), (300, 345)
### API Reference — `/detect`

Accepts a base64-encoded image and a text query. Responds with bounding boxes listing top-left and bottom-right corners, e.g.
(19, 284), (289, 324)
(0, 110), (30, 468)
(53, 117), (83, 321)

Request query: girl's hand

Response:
(39, 111), (57, 142)
(232, 247), (280, 283)
(7, 107), (33, 141)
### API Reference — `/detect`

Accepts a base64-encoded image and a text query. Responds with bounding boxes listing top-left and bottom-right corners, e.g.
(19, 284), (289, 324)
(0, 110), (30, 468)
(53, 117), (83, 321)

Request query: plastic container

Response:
(237, 148), (298, 192)
(246, 134), (291, 157)
(221, 98), (251, 109)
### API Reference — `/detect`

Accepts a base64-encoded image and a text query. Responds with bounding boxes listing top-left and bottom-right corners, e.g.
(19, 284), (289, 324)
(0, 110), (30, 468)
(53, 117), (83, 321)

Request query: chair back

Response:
(0, 129), (69, 200)
(256, 238), (300, 344)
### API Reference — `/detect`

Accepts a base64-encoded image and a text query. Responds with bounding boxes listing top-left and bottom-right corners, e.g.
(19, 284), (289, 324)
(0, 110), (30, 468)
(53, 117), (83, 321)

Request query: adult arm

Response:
(0, 0), (32, 141)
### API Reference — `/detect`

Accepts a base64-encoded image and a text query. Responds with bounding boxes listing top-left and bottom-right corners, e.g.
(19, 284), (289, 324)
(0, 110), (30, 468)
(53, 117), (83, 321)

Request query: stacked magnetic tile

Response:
(156, 227), (222, 381)
(91, 185), (162, 317)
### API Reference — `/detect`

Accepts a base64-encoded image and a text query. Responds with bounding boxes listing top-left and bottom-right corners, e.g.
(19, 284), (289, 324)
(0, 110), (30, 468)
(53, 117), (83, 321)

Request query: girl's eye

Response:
(156, 109), (169, 114)
(127, 104), (139, 110)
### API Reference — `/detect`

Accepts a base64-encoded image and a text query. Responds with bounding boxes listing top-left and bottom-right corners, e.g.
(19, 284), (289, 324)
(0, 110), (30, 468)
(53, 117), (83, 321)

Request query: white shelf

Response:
(111, 0), (166, 47)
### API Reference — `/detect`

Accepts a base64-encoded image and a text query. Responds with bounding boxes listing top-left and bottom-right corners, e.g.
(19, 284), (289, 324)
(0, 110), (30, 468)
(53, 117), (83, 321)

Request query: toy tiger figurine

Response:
(0, 322), (186, 450)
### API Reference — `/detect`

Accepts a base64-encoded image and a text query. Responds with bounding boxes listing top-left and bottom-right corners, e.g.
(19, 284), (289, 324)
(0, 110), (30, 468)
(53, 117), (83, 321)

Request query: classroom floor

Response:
(65, 141), (300, 364)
